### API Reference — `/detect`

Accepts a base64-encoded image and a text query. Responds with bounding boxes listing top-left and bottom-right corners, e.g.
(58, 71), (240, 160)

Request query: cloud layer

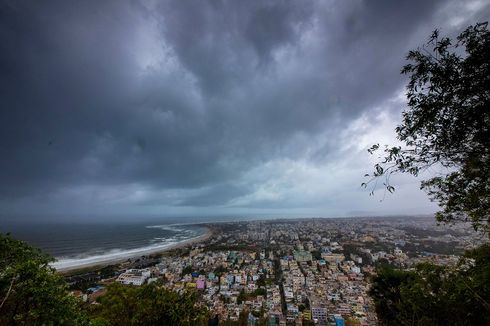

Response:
(1, 0), (489, 218)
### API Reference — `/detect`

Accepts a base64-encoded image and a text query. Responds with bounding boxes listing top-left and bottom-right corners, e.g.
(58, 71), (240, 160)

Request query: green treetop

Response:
(365, 22), (490, 235)
(0, 233), (87, 325)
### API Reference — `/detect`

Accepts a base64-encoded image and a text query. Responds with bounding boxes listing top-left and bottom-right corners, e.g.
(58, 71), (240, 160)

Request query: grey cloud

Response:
(0, 0), (488, 213)
(156, 0), (315, 93)
(177, 183), (252, 207)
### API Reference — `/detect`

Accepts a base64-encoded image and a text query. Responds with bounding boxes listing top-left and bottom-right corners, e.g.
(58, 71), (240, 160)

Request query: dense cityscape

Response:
(67, 216), (483, 325)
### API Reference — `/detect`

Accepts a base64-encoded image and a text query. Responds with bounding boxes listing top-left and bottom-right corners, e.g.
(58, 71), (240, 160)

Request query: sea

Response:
(0, 216), (221, 270)
(0, 214), (325, 270)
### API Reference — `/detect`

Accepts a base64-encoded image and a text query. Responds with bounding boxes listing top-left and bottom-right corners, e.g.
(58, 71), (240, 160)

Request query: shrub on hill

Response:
(0, 233), (88, 325)
(0, 233), (209, 325)
(366, 22), (490, 236)
(90, 281), (209, 326)
(367, 22), (490, 325)
(369, 244), (490, 325)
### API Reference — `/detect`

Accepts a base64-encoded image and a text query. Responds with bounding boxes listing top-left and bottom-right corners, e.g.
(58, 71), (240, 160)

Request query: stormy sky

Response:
(1, 0), (489, 220)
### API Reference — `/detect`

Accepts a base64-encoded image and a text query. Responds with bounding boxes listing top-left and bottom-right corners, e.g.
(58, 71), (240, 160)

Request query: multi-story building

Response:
(117, 269), (150, 286)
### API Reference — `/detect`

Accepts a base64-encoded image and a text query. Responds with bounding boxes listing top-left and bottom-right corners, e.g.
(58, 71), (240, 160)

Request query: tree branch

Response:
(0, 274), (16, 311)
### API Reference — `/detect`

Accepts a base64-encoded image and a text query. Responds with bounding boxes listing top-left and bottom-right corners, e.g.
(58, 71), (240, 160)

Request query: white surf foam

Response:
(52, 237), (197, 270)
(51, 241), (176, 270)
(145, 224), (185, 232)
(51, 225), (205, 271)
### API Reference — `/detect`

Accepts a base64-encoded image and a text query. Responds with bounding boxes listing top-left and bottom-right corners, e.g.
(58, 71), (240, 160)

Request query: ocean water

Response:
(0, 219), (208, 270)
(0, 214), (312, 269)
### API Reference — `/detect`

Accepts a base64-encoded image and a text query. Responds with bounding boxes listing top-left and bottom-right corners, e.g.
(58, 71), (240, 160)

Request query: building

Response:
(311, 303), (327, 322)
(293, 250), (312, 262)
(334, 314), (346, 326)
(117, 269), (151, 286)
(321, 253), (345, 264)
(196, 279), (206, 289)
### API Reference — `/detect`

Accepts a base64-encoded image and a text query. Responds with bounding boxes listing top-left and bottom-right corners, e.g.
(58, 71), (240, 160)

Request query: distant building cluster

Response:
(68, 216), (482, 325)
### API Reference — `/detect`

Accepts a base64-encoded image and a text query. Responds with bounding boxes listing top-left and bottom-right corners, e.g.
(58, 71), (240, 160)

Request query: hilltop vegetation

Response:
(366, 22), (490, 236)
(369, 245), (490, 325)
(0, 233), (209, 326)
(367, 23), (490, 325)
(0, 233), (87, 325)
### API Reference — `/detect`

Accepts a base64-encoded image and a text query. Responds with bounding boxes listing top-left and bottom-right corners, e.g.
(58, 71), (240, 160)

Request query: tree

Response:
(369, 245), (490, 325)
(91, 281), (209, 325)
(181, 265), (194, 277)
(311, 250), (322, 260)
(237, 289), (247, 304)
(364, 22), (490, 234)
(0, 233), (87, 325)
(254, 287), (266, 297)
(256, 273), (266, 287)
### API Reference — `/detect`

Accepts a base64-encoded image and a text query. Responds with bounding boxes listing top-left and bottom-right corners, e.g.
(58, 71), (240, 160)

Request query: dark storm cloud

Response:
(156, 0), (315, 93)
(176, 183), (252, 207)
(0, 0), (488, 212)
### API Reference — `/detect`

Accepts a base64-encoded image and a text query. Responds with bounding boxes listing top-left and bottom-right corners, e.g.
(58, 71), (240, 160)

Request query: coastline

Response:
(54, 226), (213, 273)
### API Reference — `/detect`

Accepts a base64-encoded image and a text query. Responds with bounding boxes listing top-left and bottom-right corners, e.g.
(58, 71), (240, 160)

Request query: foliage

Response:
(0, 233), (87, 325)
(1, 233), (211, 325)
(369, 244), (490, 325)
(213, 264), (228, 276)
(254, 287), (266, 297)
(365, 22), (490, 234)
(237, 289), (247, 304)
(310, 250), (322, 260)
(181, 265), (194, 276)
(256, 274), (266, 287)
(91, 281), (209, 326)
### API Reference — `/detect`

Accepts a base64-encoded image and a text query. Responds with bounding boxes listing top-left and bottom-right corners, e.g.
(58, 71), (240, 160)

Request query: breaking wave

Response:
(51, 225), (205, 271)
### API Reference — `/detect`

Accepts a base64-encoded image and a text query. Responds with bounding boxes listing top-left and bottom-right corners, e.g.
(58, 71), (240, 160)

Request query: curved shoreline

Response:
(53, 226), (213, 273)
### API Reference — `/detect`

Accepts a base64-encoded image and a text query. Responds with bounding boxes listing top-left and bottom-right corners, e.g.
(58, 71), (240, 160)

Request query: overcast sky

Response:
(1, 0), (489, 220)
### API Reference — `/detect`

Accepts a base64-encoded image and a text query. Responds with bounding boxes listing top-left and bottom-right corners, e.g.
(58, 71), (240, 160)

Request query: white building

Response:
(117, 269), (151, 286)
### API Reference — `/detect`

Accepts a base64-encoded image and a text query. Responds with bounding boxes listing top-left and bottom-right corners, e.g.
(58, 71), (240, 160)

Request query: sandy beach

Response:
(53, 226), (213, 273)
